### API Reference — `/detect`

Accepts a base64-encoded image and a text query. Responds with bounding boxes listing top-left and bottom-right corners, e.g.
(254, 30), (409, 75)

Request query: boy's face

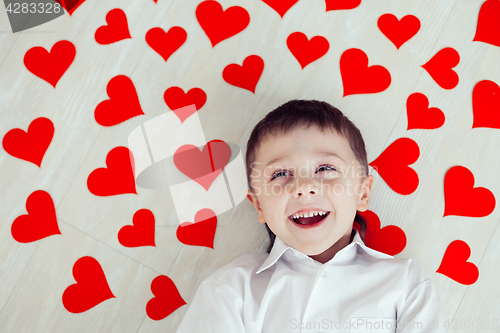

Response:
(246, 124), (374, 257)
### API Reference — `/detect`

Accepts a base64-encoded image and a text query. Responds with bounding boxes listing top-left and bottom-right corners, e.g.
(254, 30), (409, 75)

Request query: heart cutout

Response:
(436, 240), (479, 285)
(377, 14), (420, 49)
(358, 210), (407, 256)
(164, 87), (207, 117)
(472, 80), (500, 129)
(222, 55), (264, 93)
(118, 209), (155, 247)
(325, 0), (361, 11)
(177, 209), (218, 248)
(406, 92), (445, 130)
(95, 8), (132, 45)
(146, 275), (186, 320)
(422, 47), (460, 90)
(146, 26), (187, 62)
(473, 0), (500, 48)
(287, 32), (330, 69)
(262, 0), (298, 18)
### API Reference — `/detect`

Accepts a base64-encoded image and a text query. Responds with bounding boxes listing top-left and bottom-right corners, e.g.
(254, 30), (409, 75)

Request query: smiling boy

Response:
(176, 99), (445, 333)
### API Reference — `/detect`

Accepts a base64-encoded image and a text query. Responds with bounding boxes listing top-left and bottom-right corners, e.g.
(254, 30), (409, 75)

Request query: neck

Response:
(308, 228), (355, 264)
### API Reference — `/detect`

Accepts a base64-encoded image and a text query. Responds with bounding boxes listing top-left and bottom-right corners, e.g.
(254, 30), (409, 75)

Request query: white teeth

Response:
(292, 211), (328, 219)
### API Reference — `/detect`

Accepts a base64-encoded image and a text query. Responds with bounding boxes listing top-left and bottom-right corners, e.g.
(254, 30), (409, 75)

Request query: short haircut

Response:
(245, 99), (369, 253)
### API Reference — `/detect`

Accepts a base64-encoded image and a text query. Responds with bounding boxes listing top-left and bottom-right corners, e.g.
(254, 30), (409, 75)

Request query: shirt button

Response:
(321, 271), (327, 277)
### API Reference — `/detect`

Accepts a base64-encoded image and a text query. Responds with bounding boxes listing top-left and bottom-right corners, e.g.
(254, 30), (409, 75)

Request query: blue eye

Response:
(270, 164), (337, 181)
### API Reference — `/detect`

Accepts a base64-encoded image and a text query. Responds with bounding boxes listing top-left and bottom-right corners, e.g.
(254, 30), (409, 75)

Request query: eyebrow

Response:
(264, 152), (347, 169)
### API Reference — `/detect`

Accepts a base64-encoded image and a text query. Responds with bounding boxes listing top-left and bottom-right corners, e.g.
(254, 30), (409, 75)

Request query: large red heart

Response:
(262, 0), (298, 18)
(473, 0), (500, 48)
(62, 256), (116, 313)
(472, 80), (500, 129)
(406, 92), (445, 130)
(325, 0), (361, 11)
(174, 140), (231, 191)
(11, 190), (61, 243)
(286, 32), (330, 69)
(436, 240), (479, 285)
(146, 26), (187, 62)
(443, 166), (495, 218)
(369, 137), (419, 195)
(358, 210), (406, 256)
(340, 48), (391, 96)
(2, 117), (54, 167)
(223, 55), (264, 93)
(94, 75), (144, 126)
(196, 0), (250, 47)
(176, 209), (218, 248)
(164, 86), (207, 116)
(146, 275), (186, 320)
(23, 40), (75, 88)
(377, 14), (420, 49)
(118, 209), (155, 247)
(422, 47), (460, 90)
(95, 8), (131, 45)
(87, 146), (137, 196)
(53, 0), (85, 15)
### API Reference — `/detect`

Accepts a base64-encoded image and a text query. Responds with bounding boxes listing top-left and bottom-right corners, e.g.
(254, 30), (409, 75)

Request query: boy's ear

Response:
(246, 190), (266, 224)
(357, 175), (374, 212)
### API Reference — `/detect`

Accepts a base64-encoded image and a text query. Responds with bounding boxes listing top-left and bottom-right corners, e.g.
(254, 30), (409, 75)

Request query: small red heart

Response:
(358, 210), (406, 256)
(94, 75), (144, 126)
(177, 209), (218, 248)
(286, 32), (330, 69)
(196, 0), (250, 47)
(406, 92), (445, 130)
(223, 55), (264, 93)
(62, 256), (116, 313)
(87, 146), (137, 196)
(422, 47), (460, 90)
(95, 8), (131, 45)
(164, 86), (207, 114)
(2, 117), (54, 167)
(174, 140), (231, 191)
(53, 0), (85, 15)
(436, 240), (479, 285)
(472, 80), (500, 129)
(377, 14), (420, 49)
(11, 190), (61, 243)
(23, 40), (75, 88)
(369, 137), (419, 195)
(261, 0), (298, 18)
(146, 275), (186, 320)
(325, 0), (361, 11)
(146, 26), (187, 62)
(118, 209), (155, 247)
(473, 0), (500, 48)
(340, 48), (391, 96)
(443, 166), (495, 218)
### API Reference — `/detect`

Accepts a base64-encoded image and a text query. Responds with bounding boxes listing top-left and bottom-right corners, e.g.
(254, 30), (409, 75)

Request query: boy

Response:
(175, 99), (445, 332)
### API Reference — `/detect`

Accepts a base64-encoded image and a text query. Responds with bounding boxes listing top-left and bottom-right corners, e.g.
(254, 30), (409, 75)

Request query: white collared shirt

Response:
(175, 228), (446, 333)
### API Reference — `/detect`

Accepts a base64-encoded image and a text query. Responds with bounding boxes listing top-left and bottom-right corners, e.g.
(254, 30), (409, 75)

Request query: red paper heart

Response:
(176, 209), (218, 248)
(325, 0), (361, 11)
(87, 146), (137, 196)
(196, 0), (250, 47)
(261, 0), (298, 18)
(146, 275), (186, 320)
(406, 92), (445, 130)
(146, 26), (187, 62)
(286, 32), (330, 69)
(62, 256), (116, 313)
(473, 0), (500, 48)
(369, 137), (419, 195)
(53, 0), (85, 15)
(340, 48), (391, 96)
(174, 140), (231, 191)
(377, 14), (420, 49)
(23, 40), (75, 88)
(11, 190), (61, 243)
(436, 240), (479, 285)
(422, 47), (460, 90)
(2, 117), (54, 167)
(443, 166), (495, 218)
(223, 55), (264, 93)
(164, 86), (207, 114)
(94, 75), (144, 126)
(358, 210), (406, 256)
(472, 80), (500, 129)
(118, 209), (155, 247)
(95, 8), (131, 45)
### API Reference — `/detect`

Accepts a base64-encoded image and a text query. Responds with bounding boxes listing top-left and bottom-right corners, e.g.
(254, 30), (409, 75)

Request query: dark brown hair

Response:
(245, 99), (369, 253)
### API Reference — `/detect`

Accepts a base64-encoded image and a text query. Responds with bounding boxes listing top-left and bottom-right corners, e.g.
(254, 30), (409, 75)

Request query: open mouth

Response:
(289, 211), (330, 226)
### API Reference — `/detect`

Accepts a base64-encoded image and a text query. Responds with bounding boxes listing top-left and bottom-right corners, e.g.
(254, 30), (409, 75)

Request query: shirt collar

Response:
(256, 228), (393, 274)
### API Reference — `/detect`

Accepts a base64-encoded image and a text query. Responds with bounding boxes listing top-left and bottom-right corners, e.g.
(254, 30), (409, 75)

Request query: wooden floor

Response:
(1, 0), (500, 332)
